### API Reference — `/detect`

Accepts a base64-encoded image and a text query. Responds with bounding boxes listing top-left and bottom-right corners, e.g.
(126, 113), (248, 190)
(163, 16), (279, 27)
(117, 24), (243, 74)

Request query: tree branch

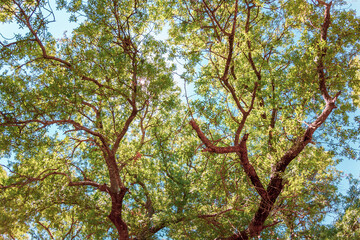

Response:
(190, 119), (268, 199)
(189, 120), (241, 153)
(235, 137), (268, 200)
(316, 1), (333, 102)
(68, 181), (110, 193)
(36, 221), (55, 240)
(222, 2), (339, 239)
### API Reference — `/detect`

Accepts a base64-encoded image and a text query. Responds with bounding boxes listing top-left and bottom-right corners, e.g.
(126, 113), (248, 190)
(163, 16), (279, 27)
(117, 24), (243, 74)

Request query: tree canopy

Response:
(0, 0), (359, 239)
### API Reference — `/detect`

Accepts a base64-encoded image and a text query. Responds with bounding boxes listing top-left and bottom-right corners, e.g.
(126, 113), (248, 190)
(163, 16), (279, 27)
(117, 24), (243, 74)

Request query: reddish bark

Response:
(108, 189), (130, 240)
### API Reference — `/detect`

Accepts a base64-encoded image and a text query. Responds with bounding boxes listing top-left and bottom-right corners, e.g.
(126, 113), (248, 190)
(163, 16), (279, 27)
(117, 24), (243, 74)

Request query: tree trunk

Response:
(108, 189), (129, 240)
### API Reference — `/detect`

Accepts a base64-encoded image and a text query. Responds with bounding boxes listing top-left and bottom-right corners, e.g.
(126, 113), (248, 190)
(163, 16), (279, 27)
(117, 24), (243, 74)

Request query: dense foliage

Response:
(0, 0), (359, 239)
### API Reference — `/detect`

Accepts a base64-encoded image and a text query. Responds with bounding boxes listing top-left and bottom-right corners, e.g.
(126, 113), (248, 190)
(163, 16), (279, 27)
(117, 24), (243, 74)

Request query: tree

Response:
(0, 0), (359, 239)
(334, 175), (360, 239)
